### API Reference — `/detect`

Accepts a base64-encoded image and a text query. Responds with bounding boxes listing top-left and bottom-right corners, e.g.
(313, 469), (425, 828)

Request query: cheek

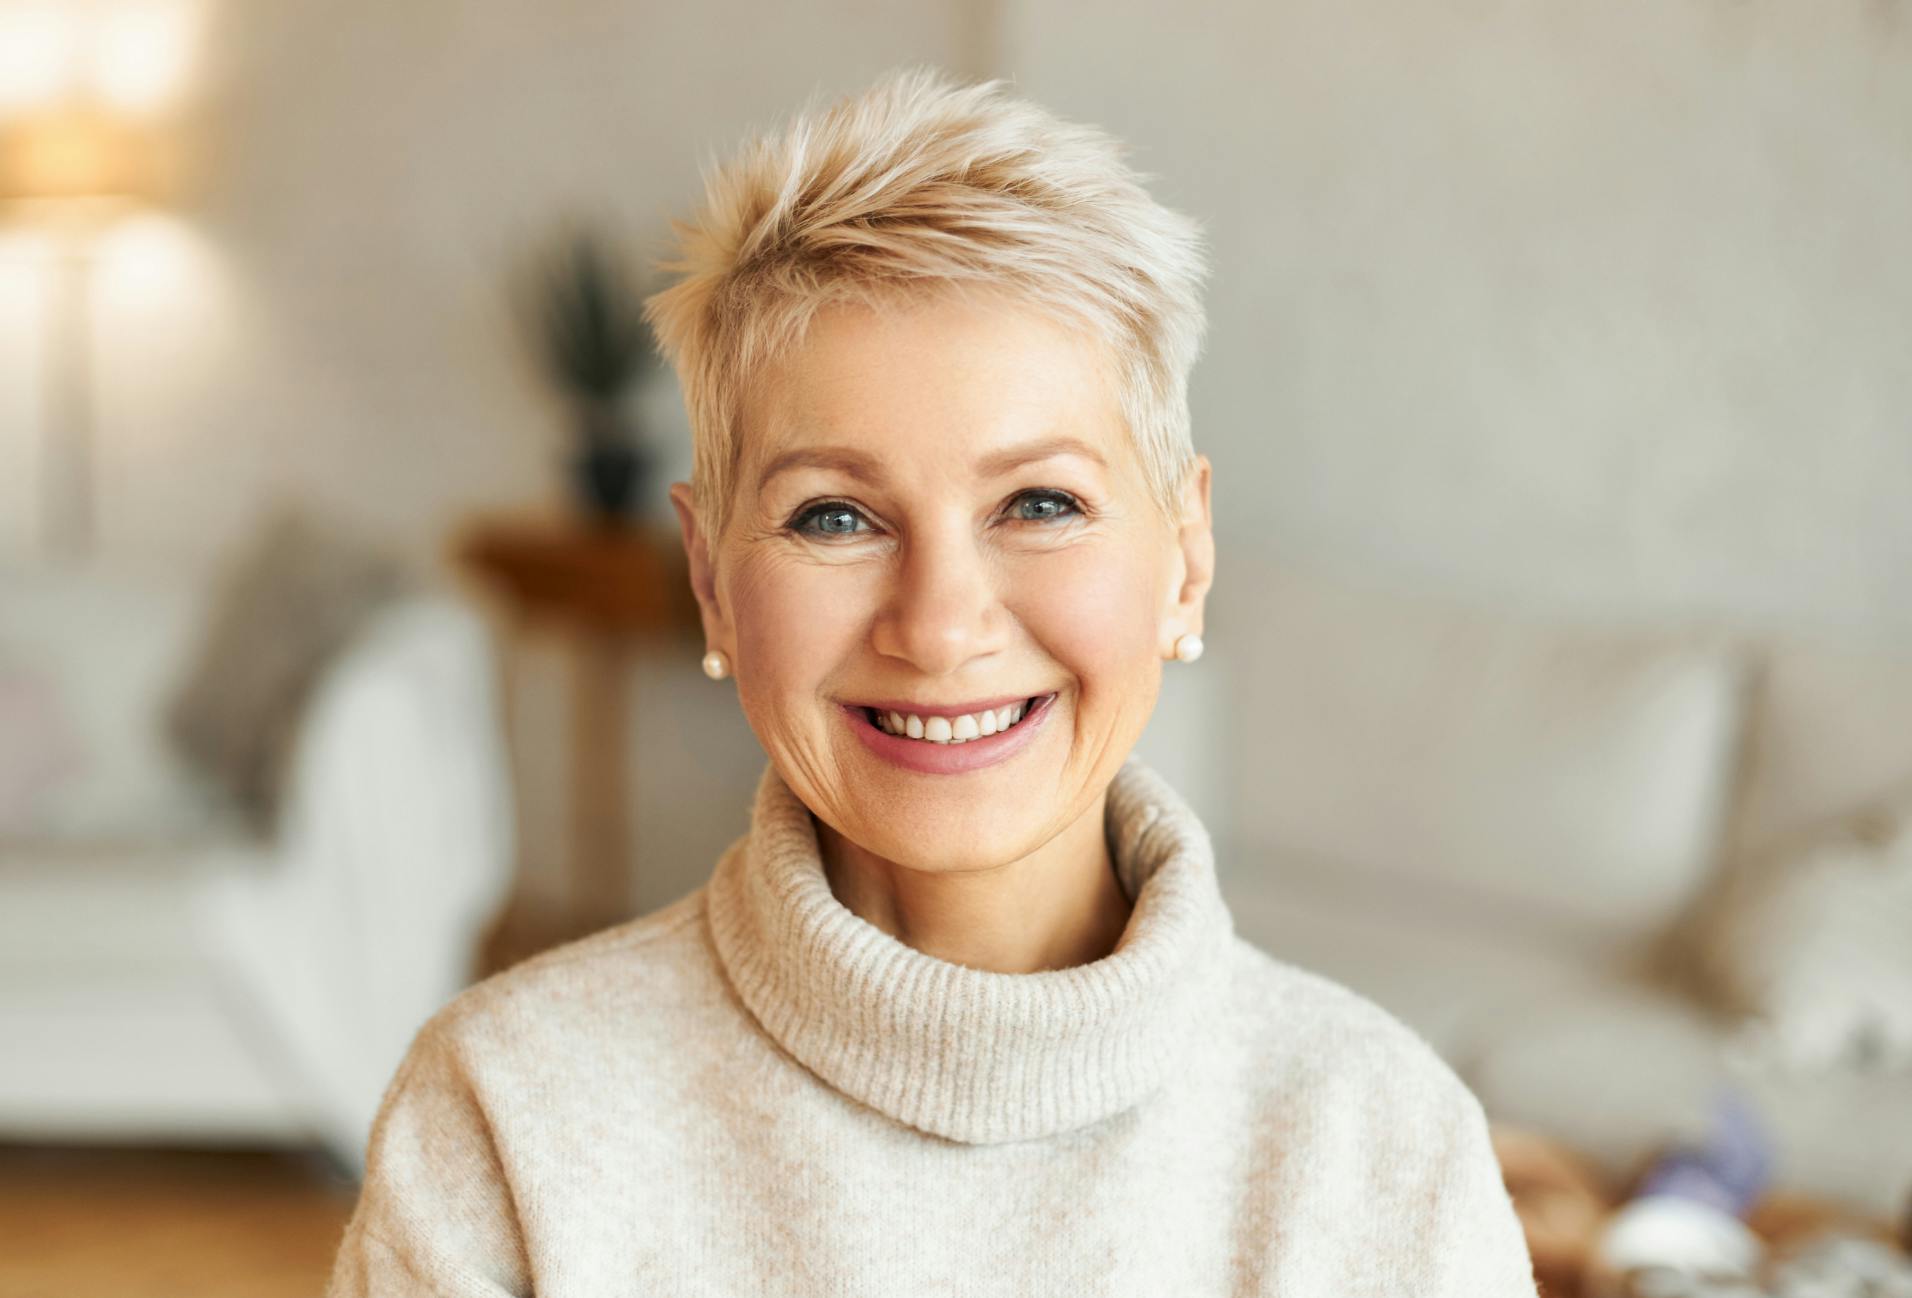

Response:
(725, 554), (873, 719)
(1013, 540), (1166, 695)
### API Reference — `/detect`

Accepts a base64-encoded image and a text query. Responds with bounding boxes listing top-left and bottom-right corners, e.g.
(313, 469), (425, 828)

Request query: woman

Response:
(327, 67), (1537, 1296)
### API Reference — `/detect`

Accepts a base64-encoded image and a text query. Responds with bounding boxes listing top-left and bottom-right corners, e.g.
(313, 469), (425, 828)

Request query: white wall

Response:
(1004, 0), (1912, 644)
(1, 0), (976, 573)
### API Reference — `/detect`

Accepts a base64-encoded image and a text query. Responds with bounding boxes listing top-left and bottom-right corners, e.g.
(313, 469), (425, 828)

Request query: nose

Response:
(868, 525), (1008, 677)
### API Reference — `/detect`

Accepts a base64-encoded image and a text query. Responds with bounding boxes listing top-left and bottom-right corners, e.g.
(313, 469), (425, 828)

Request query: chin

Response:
(847, 804), (1054, 875)
(837, 753), (1078, 873)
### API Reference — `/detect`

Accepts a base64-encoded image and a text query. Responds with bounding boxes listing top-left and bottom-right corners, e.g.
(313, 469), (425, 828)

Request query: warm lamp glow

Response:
(0, 0), (199, 202)
(0, 0), (197, 207)
(0, 3), (81, 114)
(0, 0), (201, 118)
(0, 109), (160, 202)
(0, 0), (201, 563)
(92, 0), (199, 113)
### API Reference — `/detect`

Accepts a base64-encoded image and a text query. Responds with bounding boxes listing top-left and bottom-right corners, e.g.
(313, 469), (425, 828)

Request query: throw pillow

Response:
(163, 501), (410, 835)
(0, 658), (86, 834)
(1706, 790), (1912, 1072)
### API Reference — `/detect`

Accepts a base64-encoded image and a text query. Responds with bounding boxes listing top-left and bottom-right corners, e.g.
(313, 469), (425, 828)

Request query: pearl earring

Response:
(1172, 632), (1204, 664)
(701, 650), (731, 681)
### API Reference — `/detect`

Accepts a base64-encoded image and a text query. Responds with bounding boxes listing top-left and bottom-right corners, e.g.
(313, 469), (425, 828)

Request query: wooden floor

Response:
(0, 1143), (359, 1298)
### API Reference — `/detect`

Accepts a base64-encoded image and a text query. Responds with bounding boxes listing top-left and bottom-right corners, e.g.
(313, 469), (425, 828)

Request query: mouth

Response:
(839, 692), (1059, 774)
(857, 695), (1053, 744)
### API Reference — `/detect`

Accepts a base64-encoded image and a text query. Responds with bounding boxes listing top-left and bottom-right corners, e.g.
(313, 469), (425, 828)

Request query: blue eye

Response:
(1010, 490), (1079, 523)
(792, 503), (868, 537)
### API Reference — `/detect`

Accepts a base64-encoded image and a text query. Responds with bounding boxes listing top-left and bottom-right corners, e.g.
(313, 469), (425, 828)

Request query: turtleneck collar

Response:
(705, 757), (1237, 1145)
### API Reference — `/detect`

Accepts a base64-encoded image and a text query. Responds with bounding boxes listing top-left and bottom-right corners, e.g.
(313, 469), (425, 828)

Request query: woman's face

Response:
(673, 295), (1212, 874)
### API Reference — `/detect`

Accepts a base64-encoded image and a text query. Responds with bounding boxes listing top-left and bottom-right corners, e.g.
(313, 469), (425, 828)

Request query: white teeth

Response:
(870, 697), (1043, 744)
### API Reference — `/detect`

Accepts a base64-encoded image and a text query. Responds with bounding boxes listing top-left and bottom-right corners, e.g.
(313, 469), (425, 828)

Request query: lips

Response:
(841, 693), (1058, 774)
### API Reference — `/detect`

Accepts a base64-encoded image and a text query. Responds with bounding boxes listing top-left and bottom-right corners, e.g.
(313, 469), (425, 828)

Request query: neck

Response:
(816, 792), (1135, 974)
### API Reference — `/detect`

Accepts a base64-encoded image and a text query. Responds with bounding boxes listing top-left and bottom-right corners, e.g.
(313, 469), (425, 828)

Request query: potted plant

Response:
(517, 227), (661, 524)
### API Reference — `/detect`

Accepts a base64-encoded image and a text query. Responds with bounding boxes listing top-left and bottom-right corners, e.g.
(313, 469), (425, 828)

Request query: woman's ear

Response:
(670, 481), (734, 655)
(1163, 455), (1215, 645)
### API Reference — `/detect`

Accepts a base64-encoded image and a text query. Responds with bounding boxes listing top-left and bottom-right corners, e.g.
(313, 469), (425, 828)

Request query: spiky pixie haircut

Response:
(642, 65), (1210, 538)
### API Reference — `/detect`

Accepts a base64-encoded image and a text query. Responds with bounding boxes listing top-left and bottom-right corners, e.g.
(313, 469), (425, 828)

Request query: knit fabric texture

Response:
(326, 758), (1538, 1296)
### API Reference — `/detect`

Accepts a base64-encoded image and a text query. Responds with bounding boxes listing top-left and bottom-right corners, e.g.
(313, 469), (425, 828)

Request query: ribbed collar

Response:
(705, 757), (1237, 1145)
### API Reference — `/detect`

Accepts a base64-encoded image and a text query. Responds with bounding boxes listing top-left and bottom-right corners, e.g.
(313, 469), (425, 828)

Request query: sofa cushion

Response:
(1701, 788), (1912, 1073)
(1223, 847), (1610, 1062)
(1466, 981), (1912, 1219)
(0, 658), (85, 828)
(1675, 634), (1912, 1028)
(0, 837), (271, 972)
(1724, 636), (1912, 861)
(164, 501), (409, 834)
(0, 838), (297, 1140)
(0, 562), (228, 844)
(1229, 561), (1748, 959)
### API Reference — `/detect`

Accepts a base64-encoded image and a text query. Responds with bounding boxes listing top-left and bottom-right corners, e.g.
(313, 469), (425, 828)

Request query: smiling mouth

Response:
(861, 695), (1052, 744)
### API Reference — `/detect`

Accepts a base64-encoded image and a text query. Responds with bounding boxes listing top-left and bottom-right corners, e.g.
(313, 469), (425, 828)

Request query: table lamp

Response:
(1, 106), (165, 559)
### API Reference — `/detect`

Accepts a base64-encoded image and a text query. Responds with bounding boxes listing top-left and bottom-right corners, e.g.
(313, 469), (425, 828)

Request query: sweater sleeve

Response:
(325, 1015), (533, 1298)
(1405, 1074), (1540, 1298)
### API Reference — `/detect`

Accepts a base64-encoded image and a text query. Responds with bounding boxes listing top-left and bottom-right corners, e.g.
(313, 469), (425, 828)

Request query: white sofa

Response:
(1216, 558), (1912, 1221)
(0, 562), (516, 1174)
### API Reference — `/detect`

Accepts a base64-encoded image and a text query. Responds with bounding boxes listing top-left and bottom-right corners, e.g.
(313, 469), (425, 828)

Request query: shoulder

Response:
(485, 886), (712, 995)
(1213, 942), (1537, 1293)
(1217, 936), (1486, 1124)
(404, 886), (722, 1076)
(354, 887), (725, 1187)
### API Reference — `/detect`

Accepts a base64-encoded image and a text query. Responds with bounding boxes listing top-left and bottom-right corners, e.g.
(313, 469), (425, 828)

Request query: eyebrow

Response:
(974, 435), (1108, 478)
(755, 435), (1108, 491)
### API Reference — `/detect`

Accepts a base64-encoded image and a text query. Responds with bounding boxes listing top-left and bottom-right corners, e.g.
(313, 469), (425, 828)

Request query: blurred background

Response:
(2, 1), (1910, 1294)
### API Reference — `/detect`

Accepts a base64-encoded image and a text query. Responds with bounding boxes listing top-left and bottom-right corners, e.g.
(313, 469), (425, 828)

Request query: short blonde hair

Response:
(643, 65), (1209, 535)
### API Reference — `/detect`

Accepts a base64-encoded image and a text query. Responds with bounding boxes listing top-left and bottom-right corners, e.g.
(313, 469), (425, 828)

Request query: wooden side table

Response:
(450, 509), (703, 976)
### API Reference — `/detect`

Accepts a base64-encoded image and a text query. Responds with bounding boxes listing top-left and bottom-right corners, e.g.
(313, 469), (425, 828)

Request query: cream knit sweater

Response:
(326, 759), (1538, 1296)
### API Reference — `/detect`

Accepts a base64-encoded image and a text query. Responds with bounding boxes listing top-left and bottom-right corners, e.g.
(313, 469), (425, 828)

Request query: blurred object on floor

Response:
(0, 501), (516, 1176)
(1493, 1122), (1613, 1297)
(0, 1141), (353, 1298)
(1584, 1089), (1770, 1297)
(1750, 1192), (1906, 1253)
(1491, 1121), (1910, 1298)
(453, 507), (699, 975)
(1766, 1231), (1912, 1298)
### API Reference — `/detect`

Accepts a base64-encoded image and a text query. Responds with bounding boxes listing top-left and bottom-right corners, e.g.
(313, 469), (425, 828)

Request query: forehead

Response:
(739, 295), (1131, 485)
